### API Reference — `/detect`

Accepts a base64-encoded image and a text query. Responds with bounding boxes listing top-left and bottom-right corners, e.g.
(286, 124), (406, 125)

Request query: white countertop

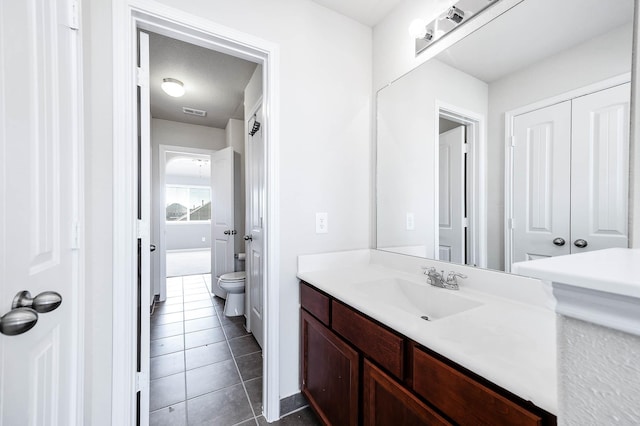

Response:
(297, 256), (557, 415)
(512, 248), (640, 298)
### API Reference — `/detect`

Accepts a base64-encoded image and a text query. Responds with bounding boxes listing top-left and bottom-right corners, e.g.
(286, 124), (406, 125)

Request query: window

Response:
(166, 185), (211, 222)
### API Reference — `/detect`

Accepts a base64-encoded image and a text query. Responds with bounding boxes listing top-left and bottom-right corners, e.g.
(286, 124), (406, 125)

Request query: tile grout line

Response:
(213, 290), (260, 425)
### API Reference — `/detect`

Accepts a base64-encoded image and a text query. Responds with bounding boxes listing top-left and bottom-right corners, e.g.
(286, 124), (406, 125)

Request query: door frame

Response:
(112, 1), (281, 423)
(503, 73), (631, 271)
(435, 102), (486, 268)
(157, 145), (216, 302)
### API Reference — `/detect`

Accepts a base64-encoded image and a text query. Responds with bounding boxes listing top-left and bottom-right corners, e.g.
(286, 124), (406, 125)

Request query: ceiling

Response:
(310, 0), (404, 26)
(149, 32), (258, 129)
(435, 0), (634, 82)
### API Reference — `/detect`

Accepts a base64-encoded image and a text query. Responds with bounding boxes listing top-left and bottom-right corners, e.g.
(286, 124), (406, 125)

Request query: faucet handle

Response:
(446, 271), (467, 285)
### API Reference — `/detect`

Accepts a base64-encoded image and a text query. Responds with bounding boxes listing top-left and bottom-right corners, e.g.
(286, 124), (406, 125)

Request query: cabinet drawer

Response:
(413, 347), (543, 426)
(332, 301), (404, 379)
(300, 282), (330, 326)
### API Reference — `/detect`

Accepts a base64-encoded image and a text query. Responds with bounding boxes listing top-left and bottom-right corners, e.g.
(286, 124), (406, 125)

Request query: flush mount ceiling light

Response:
(161, 78), (185, 97)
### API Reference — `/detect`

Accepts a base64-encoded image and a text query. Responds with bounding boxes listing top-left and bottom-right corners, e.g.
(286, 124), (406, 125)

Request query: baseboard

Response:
(280, 392), (308, 417)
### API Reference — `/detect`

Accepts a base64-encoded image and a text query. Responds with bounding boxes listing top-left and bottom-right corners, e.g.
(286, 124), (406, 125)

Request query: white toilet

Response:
(218, 271), (246, 317)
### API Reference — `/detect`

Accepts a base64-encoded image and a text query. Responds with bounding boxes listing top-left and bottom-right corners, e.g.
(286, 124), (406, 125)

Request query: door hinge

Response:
(463, 143), (469, 154)
(71, 221), (81, 250)
(135, 372), (147, 393)
(463, 217), (469, 228)
(508, 218), (515, 229)
(137, 219), (149, 239)
(68, 0), (80, 30)
(136, 66), (149, 88)
(509, 135), (516, 147)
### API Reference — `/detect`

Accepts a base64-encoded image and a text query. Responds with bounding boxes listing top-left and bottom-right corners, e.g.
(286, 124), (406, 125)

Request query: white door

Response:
(0, 0), (82, 424)
(137, 30), (152, 425)
(211, 147), (235, 297)
(570, 83), (630, 252)
(439, 126), (466, 263)
(512, 101), (572, 263)
(246, 108), (265, 348)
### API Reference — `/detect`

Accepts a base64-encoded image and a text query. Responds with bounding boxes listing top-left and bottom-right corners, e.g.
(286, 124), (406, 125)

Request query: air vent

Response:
(182, 107), (207, 117)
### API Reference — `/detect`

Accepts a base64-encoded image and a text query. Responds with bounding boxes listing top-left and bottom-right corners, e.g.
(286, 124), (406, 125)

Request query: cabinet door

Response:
(363, 359), (451, 426)
(301, 310), (359, 425)
(571, 83), (630, 253)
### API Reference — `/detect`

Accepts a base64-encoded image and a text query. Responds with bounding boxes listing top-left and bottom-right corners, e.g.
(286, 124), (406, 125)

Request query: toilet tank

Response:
(234, 252), (246, 272)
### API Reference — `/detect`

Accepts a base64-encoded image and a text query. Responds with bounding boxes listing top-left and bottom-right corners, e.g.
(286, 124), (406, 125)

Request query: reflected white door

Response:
(570, 83), (630, 252)
(439, 126), (466, 263)
(211, 147), (235, 297)
(512, 101), (572, 263)
(0, 0), (82, 424)
(247, 108), (264, 348)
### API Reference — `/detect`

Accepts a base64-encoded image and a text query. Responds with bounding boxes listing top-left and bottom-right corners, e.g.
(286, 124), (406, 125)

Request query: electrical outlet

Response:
(406, 213), (415, 230)
(316, 212), (328, 234)
(202, 237), (206, 242)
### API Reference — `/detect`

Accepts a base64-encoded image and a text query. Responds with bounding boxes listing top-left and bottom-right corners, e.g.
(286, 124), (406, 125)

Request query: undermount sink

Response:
(354, 277), (483, 320)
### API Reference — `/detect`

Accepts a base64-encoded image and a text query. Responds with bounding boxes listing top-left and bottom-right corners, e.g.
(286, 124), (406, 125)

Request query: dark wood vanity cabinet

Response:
(301, 309), (359, 426)
(300, 281), (556, 426)
(363, 359), (451, 426)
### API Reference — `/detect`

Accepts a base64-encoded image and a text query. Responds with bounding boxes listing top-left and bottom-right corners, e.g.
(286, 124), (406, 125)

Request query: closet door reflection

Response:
(511, 83), (630, 265)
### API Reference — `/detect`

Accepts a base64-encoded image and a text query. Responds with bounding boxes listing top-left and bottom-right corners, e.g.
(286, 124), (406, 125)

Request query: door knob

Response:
(552, 237), (566, 246)
(0, 307), (38, 336)
(574, 239), (588, 248)
(224, 230), (231, 235)
(244, 235), (253, 241)
(150, 244), (156, 252)
(12, 290), (62, 313)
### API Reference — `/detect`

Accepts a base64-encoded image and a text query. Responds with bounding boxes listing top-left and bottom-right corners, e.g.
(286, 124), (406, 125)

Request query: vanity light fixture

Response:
(161, 78), (186, 97)
(412, 0), (501, 56)
(446, 6), (465, 24)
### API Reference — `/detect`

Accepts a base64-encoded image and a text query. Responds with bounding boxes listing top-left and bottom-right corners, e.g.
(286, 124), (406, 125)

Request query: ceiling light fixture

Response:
(161, 78), (185, 97)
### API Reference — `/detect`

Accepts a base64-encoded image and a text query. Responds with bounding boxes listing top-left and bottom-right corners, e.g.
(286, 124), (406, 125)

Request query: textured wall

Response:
(558, 316), (640, 425)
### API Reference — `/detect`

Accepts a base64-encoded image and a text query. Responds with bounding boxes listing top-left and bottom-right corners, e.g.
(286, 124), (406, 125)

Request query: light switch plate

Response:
(316, 212), (328, 234)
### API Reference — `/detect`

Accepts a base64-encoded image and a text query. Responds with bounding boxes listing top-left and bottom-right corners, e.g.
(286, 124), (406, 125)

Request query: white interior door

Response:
(512, 101), (572, 263)
(0, 0), (82, 424)
(137, 30), (151, 425)
(211, 147), (235, 297)
(247, 108), (265, 349)
(570, 83), (630, 253)
(439, 126), (466, 263)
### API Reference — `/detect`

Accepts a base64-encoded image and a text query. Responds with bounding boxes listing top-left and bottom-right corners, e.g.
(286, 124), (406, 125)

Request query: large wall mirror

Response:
(376, 0), (634, 273)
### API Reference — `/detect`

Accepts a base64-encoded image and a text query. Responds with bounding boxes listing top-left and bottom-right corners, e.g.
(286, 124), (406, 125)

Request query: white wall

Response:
(84, 0), (371, 420)
(377, 59), (488, 255)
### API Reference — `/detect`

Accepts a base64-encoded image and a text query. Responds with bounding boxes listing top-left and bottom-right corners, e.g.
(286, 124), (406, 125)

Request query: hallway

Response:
(149, 274), (319, 425)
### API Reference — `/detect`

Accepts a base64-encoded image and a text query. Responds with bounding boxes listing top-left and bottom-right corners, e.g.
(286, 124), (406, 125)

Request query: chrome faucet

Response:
(422, 267), (466, 290)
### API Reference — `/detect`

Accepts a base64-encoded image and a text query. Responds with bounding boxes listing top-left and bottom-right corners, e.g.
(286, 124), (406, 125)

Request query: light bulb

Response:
(161, 78), (185, 97)
(408, 19), (428, 39)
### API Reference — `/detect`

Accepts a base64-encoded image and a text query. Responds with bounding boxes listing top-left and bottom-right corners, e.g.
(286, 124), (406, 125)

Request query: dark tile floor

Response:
(149, 274), (321, 426)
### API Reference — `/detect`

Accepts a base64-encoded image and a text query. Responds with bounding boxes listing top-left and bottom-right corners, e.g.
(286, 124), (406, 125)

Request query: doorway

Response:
(112, 4), (281, 424)
(436, 104), (486, 268)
